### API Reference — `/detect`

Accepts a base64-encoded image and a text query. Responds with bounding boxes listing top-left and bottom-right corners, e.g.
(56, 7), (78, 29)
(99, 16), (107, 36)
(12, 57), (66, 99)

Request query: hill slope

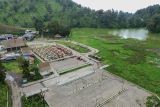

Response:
(0, 0), (159, 29)
(0, 0), (98, 27)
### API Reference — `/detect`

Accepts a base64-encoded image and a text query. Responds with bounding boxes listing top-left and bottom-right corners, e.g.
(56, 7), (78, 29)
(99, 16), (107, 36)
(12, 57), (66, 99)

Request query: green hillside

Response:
(0, 0), (159, 32)
(0, 0), (62, 27)
(0, 0), (98, 27)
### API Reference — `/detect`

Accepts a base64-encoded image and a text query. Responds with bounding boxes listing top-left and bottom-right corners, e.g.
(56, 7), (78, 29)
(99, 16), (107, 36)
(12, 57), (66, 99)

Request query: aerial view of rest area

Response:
(0, 0), (160, 107)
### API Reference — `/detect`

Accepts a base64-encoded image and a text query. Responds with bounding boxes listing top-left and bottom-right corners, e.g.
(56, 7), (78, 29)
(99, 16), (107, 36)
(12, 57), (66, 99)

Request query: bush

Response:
(22, 94), (49, 107)
(0, 61), (5, 84)
(147, 14), (160, 33)
(146, 96), (160, 107)
(30, 66), (42, 81)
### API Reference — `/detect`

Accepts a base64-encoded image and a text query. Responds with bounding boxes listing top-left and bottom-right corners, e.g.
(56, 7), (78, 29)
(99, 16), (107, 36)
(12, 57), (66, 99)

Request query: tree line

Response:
(0, 0), (159, 33)
(34, 0), (160, 34)
(33, 18), (71, 37)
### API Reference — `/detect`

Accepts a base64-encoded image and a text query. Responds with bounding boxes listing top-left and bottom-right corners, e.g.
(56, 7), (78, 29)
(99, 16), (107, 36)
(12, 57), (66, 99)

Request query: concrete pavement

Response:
(8, 80), (22, 107)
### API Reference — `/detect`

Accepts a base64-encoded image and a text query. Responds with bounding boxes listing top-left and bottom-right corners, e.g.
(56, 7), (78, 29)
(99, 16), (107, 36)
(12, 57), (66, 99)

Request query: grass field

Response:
(2, 60), (22, 73)
(57, 41), (90, 53)
(69, 28), (160, 97)
(2, 56), (41, 74)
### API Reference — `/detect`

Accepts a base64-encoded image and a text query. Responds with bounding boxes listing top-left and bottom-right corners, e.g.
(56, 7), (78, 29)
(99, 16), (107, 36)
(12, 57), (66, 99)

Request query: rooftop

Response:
(39, 62), (51, 72)
(21, 47), (32, 54)
(3, 38), (26, 49)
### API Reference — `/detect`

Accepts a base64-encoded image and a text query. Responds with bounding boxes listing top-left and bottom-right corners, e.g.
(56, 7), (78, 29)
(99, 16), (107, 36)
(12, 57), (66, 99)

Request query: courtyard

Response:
(44, 70), (149, 107)
(50, 56), (90, 74)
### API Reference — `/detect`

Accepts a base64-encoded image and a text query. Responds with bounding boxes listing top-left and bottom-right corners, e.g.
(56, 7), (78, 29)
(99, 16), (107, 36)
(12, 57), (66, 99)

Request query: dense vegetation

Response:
(17, 57), (42, 82)
(0, 60), (5, 84)
(0, 0), (160, 32)
(0, 61), (11, 107)
(69, 28), (160, 97)
(0, 84), (11, 107)
(22, 94), (49, 107)
(146, 96), (160, 107)
(147, 14), (160, 33)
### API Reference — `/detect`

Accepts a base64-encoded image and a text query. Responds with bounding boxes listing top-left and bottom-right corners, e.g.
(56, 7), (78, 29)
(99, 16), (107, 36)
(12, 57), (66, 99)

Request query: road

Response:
(6, 74), (22, 107)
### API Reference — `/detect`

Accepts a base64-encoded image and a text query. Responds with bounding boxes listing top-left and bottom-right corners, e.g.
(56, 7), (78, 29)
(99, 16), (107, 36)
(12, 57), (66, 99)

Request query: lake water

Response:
(110, 29), (149, 40)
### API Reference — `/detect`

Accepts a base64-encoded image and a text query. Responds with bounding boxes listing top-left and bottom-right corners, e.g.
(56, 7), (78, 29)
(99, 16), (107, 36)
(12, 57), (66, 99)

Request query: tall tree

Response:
(147, 14), (160, 33)
(46, 21), (71, 37)
(17, 57), (30, 78)
(33, 17), (44, 36)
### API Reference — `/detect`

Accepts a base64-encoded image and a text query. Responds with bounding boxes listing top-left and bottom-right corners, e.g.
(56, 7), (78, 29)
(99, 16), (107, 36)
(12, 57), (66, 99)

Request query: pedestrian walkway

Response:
(9, 81), (22, 107)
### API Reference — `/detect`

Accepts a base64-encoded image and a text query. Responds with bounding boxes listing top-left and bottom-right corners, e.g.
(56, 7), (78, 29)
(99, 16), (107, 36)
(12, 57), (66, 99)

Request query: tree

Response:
(22, 60), (30, 78)
(0, 61), (5, 84)
(147, 14), (160, 33)
(30, 66), (42, 80)
(17, 57), (30, 78)
(59, 26), (71, 37)
(33, 17), (44, 36)
(46, 21), (60, 35)
(46, 21), (71, 37)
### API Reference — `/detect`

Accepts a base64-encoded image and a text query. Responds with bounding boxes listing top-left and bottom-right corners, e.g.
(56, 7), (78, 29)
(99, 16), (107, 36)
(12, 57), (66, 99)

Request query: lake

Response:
(110, 28), (149, 40)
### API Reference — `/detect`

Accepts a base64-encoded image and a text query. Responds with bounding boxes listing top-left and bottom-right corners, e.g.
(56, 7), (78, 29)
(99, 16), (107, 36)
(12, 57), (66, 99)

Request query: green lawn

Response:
(2, 60), (22, 73)
(0, 84), (11, 107)
(70, 28), (160, 96)
(2, 56), (41, 74)
(22, 94), (49, 107)
(57, 41), (90, 53)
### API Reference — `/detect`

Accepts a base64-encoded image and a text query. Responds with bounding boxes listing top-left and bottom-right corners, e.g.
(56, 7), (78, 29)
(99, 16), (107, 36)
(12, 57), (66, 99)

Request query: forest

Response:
(0, 0), (159, 33)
